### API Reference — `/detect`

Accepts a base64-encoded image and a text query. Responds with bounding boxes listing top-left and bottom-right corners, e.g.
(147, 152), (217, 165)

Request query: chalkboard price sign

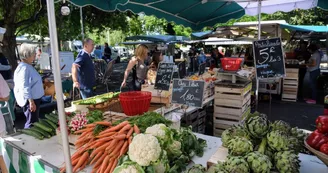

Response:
(198, 63), (206, 75)
(154, 62), (174, 91)
(253, 37), (286, 78)
(172, 79), (205, 108)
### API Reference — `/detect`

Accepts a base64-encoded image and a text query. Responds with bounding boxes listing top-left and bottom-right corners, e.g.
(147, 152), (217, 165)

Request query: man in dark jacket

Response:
(103, 43), (112, 62)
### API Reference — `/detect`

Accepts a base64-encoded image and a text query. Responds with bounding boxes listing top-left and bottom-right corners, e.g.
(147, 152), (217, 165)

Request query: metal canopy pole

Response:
(255, 0), (262, 110)
(80, 7), (85, 40)
(46, 0), (72, 172)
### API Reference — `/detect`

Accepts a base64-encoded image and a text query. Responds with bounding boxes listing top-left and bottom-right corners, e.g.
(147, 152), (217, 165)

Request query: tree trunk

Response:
(2, 25), (18, 71)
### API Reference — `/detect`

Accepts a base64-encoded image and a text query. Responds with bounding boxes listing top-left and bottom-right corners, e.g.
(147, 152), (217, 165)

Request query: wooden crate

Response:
(282, 93), (297, 102)
(207, 146), (229, 168)
(151, 96), (171, 106)
(282, 68), (299, 102)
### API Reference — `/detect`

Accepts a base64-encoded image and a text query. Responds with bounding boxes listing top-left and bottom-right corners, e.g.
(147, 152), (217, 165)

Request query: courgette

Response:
(19, 129), (44, 140)
(31, 126), (52, 138)
(39, 119), (55, 131)
(33, 122), (53, 132)
(45, 114), (58, 124)
(44, 119), (58, 130)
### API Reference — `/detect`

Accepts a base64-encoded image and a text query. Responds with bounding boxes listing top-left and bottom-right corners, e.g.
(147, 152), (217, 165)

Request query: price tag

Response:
(154, 62), (174, 91)
(172, 79), (205, 108)
(253, 37), (286, 78)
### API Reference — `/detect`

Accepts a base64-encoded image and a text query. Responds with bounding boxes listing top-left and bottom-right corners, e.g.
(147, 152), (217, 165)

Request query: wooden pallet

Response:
(282, 93), (297, 102)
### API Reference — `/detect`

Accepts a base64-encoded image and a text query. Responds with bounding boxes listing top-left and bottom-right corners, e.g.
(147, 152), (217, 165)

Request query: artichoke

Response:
(290, 127), (307, 141)
(185, 164), (206, 173)
(224, 156), (249, 173)
(267, 130), (290, 151)
(221, 124), (249, 147)
(245, 116), (270, 138)
(270, 120), (291, 132)
(246, 152), (273, 173)
(274, 151), (301, 173)
(227, 137), (253, 156)
(206, 162), (227, 173)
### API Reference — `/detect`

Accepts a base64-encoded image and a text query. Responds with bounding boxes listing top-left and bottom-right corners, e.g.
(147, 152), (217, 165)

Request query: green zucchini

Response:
(39, 119), (55, 131)
(33, 122), (53, 132)
(19, 129), (44, 140)
(45, 114), (58, 124)
(30, 127), (51, 138)
(44, 119), (58, 130)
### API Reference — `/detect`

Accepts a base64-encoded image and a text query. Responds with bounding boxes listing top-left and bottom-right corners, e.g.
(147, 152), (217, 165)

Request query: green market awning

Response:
(125, 35), (190, 42)
(280, 24), (328, 33)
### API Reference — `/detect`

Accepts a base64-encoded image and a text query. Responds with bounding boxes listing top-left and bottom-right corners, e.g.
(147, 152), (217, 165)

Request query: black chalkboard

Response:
(172, 79), (205, 108)
(154, 62), (174, 91)
(178, 61), (186, 79)
(253, 37), (286, 78)
(198, 63), (206, 75)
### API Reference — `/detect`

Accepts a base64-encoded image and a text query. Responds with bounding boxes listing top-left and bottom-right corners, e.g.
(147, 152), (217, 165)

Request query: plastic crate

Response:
(221, 58), (243, 71)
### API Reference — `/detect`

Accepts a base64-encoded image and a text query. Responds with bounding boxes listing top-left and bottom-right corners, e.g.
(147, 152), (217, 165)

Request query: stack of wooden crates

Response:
(282, 68), (299, 102)
(213, 81), (252, 137)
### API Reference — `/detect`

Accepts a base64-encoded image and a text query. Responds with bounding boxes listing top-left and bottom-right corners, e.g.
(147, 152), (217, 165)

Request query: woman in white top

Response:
(0, 73), (10, 173)
(306, 44), (321, 104)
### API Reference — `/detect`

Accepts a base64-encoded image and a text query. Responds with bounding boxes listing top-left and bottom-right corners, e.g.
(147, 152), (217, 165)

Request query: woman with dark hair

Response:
(306, 44), (321, 104)
(147, 51), (163, 84)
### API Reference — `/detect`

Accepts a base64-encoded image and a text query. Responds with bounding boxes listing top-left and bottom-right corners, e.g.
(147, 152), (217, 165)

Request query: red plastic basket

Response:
(221, 58), (243, 71)
(119, 91), (152, 116)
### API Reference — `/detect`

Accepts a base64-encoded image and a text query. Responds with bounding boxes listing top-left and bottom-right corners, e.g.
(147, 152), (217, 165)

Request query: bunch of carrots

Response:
(60, 120), (140, 173)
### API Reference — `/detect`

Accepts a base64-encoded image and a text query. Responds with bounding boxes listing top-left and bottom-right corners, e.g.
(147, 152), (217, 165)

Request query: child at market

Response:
(0, 73), (10, 173)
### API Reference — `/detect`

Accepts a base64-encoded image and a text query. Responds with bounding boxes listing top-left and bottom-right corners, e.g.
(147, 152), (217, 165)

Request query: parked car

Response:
(92, 46), (120, 63)
(114, 46), (129, 57)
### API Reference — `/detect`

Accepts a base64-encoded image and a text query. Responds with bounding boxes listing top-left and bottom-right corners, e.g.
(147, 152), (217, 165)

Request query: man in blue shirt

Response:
(72, 38), (95, 99)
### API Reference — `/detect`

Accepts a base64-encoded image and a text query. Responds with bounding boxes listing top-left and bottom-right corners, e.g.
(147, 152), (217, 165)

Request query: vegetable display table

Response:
(1, 133), (327, 173)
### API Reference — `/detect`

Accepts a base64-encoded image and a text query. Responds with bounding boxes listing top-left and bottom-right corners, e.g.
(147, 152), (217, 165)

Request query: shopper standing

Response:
(103, 42), (112, 62)
(0, 73), (9, 173)
(121, 44), (148, 91)
(306, 44), (321, 104)
(72, 38), (95, 99)
(14, 43), (44, 128)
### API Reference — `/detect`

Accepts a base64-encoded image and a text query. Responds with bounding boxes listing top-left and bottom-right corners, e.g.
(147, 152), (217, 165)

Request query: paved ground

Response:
(12, 62), (323, 131)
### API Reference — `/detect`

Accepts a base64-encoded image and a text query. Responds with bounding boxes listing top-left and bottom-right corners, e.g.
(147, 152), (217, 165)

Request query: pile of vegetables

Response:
(60, 121), (139, 173)
(306, 115), (328, 155)
(113, 123), (207, 173)
(205, 112), (307, 173)
(72, 92), (120, 105)
(19, 112), (59, 140)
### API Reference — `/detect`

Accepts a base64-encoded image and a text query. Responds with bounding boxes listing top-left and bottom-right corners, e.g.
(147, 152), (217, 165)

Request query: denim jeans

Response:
(23, 99), (41, 128)
(309, 69), (320, 100)
(80, 88), (94, 99)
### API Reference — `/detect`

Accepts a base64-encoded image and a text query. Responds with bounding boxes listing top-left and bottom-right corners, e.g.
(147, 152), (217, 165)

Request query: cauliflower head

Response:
(145, 124), (168, 139)
(128, 134), (162, 166)
(113, 161), (145, 173)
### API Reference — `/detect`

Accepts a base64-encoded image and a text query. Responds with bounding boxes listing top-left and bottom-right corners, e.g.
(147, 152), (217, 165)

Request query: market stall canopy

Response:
(280, 24), (328, 33)
(125, 35), (190, 43)
(69, 0), (325, 30)
(121, 41), (154, 45)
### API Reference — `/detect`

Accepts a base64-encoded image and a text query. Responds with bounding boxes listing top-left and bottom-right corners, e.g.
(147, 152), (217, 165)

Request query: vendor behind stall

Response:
(147, 51), (163, 84)
(294, 40), (311, 100)
(306, 44), (321, 104)
(0, 73), (9, 173)
(13, 43), (44, 128)
(121, 44), (148, 91)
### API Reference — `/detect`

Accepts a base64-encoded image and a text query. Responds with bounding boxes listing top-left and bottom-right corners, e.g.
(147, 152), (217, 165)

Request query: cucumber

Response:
(39, 119), (55, 131)
(43, 119), (58, 130)
(49, 114), (59, 122)
(33, 122), (53, 132)
(31, 126), (52, 138)
(45, 114), (58, 124)
(19, 129), (44, 140)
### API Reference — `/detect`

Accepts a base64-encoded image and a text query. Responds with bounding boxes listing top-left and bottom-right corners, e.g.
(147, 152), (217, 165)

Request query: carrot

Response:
(110, 159), (118, 173)
(118, 124), (131, 134)
(94, 121), (112, 126)
(78, 157), (89, 172)
(126, 128), (134, 138)
(95, 136), (114, 143)
(74, 128), (91, 134)
(109, 140), (124, 156)
(71, 151), (82, 160)
(133, 125), (140, 134)
(113, 134), (126, 140)
(106, 139), (118, 151)
(79, 131), (91, 139)
(107, 121), (129, 132)
(96, 132), (116, 138)
(94, 153), (107, 169)
(72, 152), (89, 173)
(71, 157), (80, 166)
(128, 136), (132, 144)
(85, 123), (96, 128)
(90, 152), (102, 165)
(91, 142), (111, 158)
(119, 140), (129, 156)
(99, 155), (110, 173)
(104, 159), (114, 173)
(60, 166), (66, 173)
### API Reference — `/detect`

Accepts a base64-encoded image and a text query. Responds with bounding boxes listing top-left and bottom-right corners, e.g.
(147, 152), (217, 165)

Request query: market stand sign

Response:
(172, 79), (205, 108)
(154, 62), (174, 91)
(253, 37), (286, 78)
